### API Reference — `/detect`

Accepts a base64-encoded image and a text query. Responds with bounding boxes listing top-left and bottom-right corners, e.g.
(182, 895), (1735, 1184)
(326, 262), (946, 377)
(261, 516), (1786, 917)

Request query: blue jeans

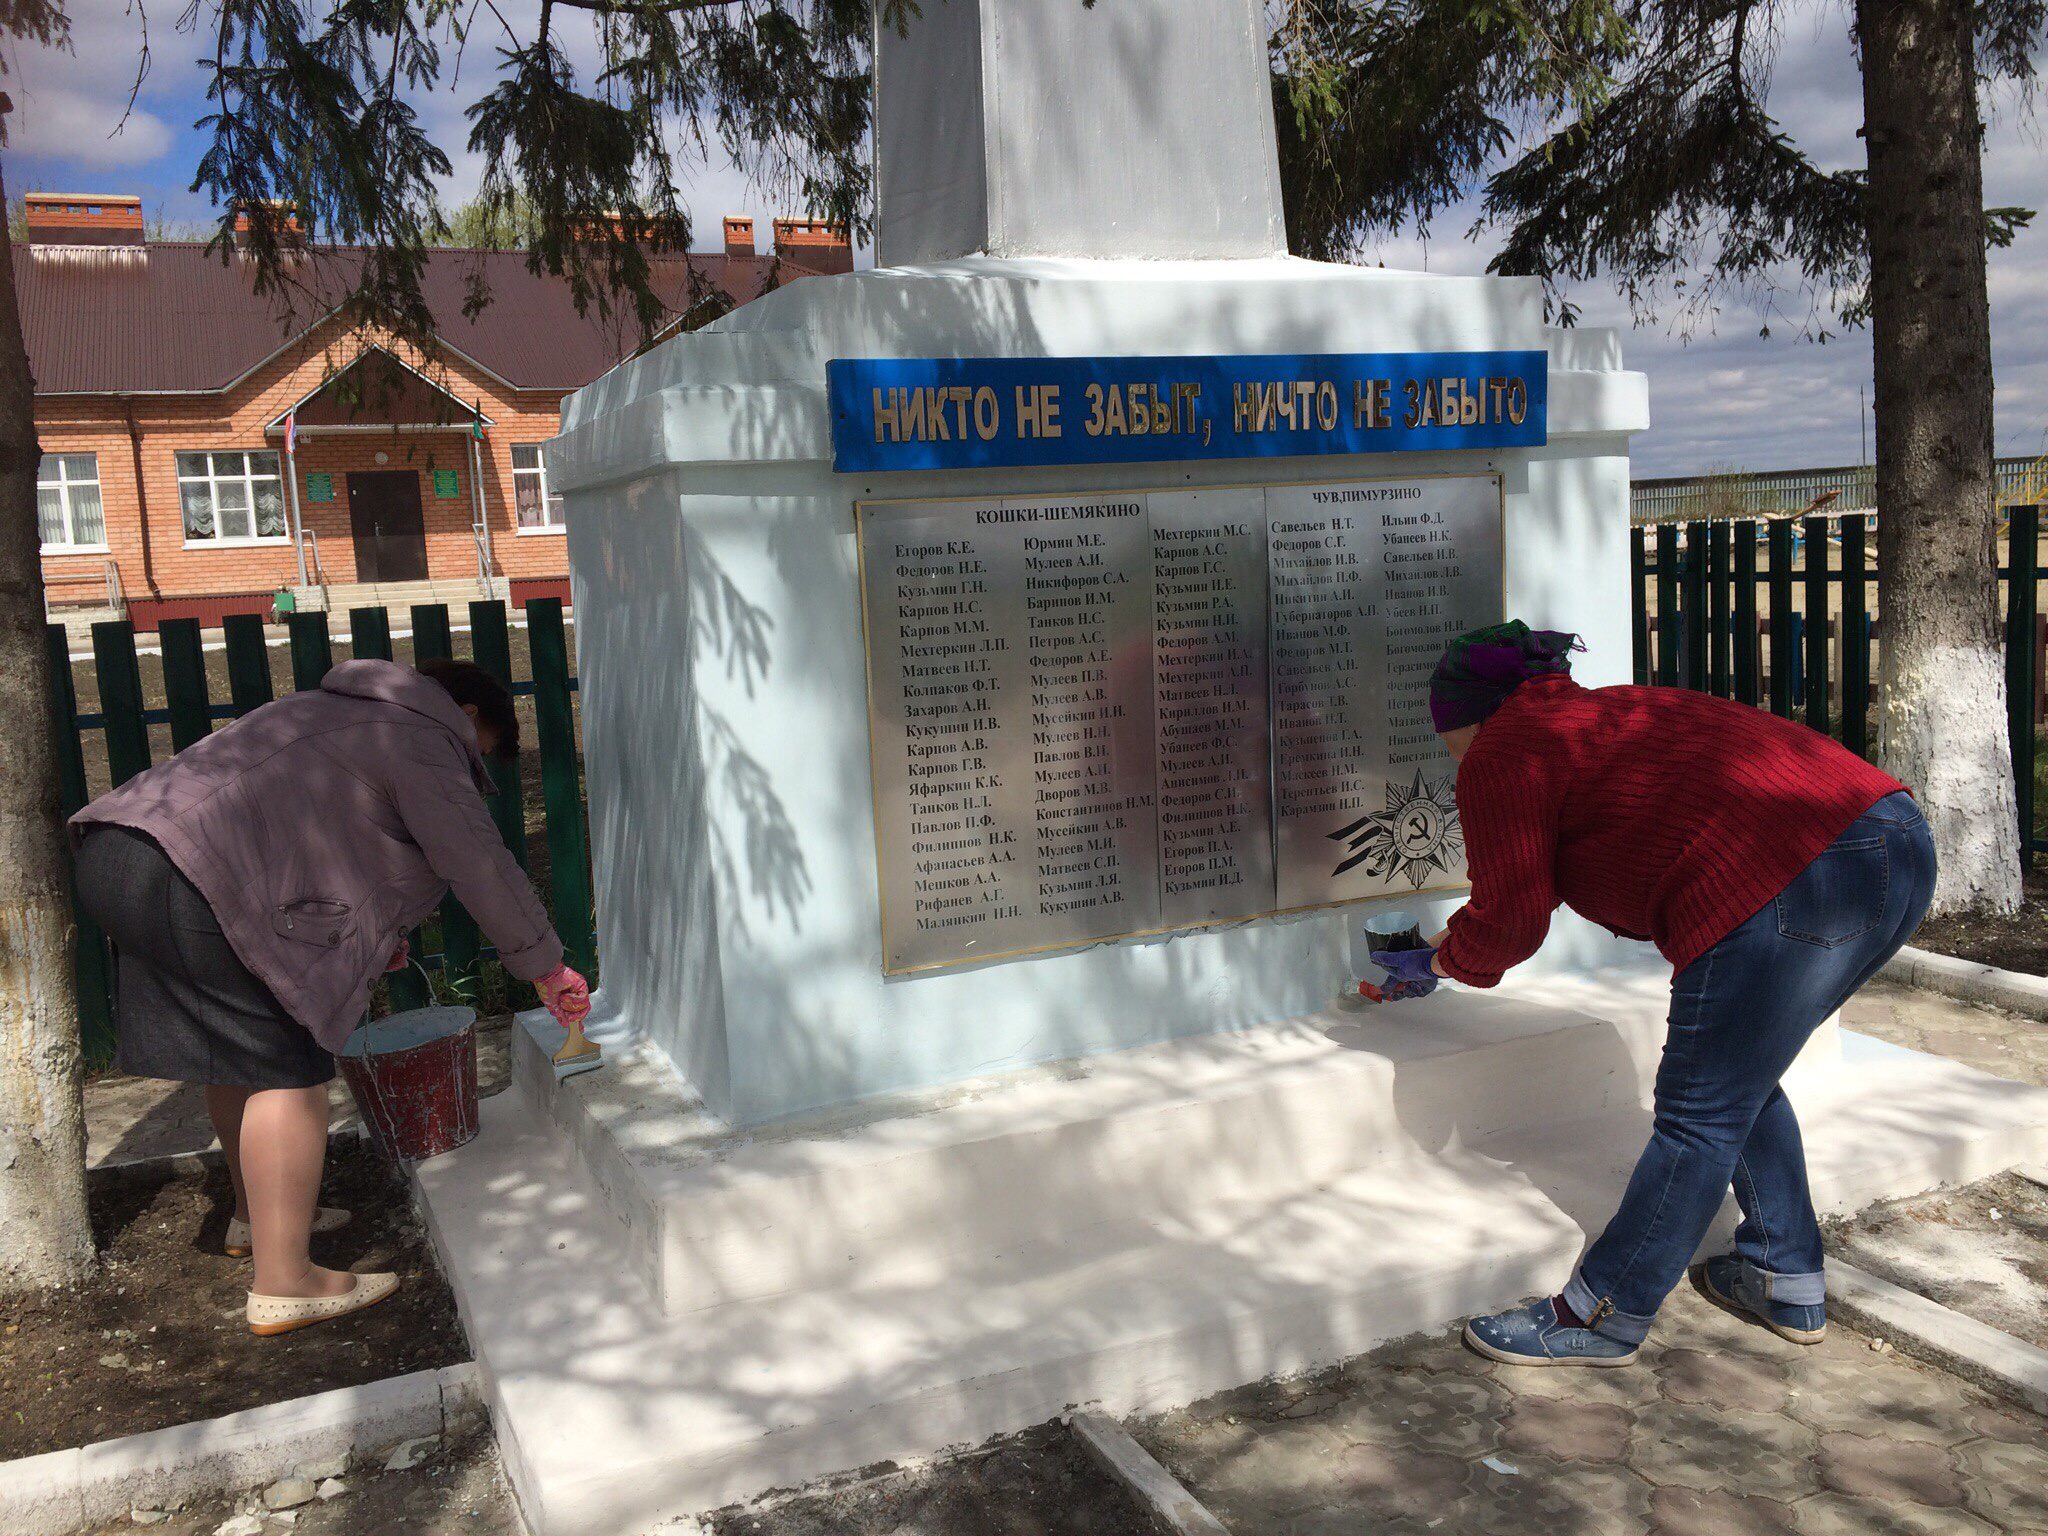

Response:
(1562, 791), (1936, 1343)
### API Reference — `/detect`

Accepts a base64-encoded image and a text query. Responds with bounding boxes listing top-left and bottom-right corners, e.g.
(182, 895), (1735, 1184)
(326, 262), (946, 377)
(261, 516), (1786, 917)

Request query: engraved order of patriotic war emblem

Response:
(1328, 771), (1463, 889)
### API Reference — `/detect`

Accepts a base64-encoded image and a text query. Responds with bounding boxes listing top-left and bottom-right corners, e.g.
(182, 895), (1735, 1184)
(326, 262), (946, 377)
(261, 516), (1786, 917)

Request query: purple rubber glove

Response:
(1374, 945), (1440, 1000)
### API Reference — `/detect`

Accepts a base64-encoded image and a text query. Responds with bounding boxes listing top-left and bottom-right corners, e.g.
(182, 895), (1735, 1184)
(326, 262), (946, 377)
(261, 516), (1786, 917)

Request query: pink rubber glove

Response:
(384, 938), (410, 973)
(535, 964), (591, 1026)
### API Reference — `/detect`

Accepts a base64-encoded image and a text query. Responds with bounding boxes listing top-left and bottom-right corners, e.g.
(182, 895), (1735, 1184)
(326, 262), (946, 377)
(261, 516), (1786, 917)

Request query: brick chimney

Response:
(232, 200), (305, 246)
(23, 193), (145, 246)
(772, 218), (853, 275)
(722, 215), (757, 261)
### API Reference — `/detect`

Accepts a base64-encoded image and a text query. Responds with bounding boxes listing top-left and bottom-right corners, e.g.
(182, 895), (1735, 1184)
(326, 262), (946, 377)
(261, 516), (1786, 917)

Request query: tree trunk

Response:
(0, 140), (95, 1290)
(1859, 0), (2018, 914)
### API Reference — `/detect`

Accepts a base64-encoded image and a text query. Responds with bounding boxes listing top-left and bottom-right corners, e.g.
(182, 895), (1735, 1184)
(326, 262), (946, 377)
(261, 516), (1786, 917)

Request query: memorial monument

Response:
(410, 4), (2048, 1532)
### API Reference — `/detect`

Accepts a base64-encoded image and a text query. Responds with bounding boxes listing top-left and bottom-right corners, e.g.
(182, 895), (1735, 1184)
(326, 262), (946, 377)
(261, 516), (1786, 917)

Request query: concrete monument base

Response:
(412, 969), (2048, 1535)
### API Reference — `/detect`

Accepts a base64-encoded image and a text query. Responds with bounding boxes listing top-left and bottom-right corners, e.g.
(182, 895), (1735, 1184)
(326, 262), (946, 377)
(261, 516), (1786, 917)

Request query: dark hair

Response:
(418, 658), (520, 761)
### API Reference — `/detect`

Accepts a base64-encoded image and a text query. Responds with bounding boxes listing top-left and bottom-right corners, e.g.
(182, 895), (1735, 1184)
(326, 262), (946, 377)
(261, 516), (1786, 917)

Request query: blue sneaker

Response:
(1695, 1256), (1827, 1344)
(1462, 1297), (1640, 1368)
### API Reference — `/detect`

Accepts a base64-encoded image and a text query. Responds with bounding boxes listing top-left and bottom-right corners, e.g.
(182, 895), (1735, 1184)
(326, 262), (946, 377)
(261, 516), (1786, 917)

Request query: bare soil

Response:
(1827, 1169), (2048, 1352)
(0, 1137), (466, 1459)
(1912, 865), (2048, 976)
(707, 1422), (1155, 1536)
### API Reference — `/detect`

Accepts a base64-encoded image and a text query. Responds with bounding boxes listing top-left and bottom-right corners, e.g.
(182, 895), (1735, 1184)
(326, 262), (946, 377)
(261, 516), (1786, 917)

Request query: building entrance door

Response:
(347, 471), (430, 583)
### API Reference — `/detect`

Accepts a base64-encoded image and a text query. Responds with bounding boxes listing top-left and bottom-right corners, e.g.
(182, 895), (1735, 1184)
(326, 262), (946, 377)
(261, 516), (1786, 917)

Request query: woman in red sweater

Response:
(1373, 621), (1934, 1367)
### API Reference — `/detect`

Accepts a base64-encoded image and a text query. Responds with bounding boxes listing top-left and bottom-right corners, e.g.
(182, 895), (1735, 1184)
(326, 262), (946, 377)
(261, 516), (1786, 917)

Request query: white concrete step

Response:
(417, 974), (2048, 1535)
(509, 985), (1648, 1317)
(296, 577), (511, 615)
(415, 1090), (1586, 1536)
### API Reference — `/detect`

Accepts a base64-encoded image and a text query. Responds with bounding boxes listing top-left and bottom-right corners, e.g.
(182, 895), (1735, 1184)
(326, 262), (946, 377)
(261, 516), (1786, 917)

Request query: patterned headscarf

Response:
(1429, 621), (1583, 733)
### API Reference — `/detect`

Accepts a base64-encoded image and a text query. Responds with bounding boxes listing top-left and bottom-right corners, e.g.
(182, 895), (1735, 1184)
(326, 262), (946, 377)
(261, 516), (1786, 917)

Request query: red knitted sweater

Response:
(1436, 675), (1906, 988)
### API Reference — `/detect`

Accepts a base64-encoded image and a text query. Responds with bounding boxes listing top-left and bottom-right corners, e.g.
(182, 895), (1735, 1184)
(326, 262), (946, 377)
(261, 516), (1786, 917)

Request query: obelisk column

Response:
(873, 0), (1288, 265)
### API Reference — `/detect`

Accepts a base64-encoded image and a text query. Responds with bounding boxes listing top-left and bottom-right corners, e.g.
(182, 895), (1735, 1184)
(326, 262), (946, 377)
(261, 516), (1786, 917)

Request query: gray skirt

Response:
(74, 826), (335, 1089)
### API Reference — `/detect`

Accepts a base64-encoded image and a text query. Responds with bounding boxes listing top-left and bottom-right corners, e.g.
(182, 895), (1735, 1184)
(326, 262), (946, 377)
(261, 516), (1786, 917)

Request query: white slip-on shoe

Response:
(246, 1272), (398, 1336)
(225, 1206), (351, 1258)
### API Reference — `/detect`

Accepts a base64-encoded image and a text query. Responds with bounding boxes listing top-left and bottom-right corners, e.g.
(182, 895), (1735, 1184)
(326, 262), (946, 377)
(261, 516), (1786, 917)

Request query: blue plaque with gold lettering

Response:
(827, 351), (1546, 473)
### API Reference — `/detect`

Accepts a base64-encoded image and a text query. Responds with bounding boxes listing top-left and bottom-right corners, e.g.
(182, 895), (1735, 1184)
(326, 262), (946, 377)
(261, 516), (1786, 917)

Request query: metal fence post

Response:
(1683, 521), (1709, 691)
(1803, 516), (1830, 737)
(2007, 503), (2039, 868)
(1708, 519), (1732, 696)
(48, 624), (116, 1064)
(1655, 524), (1679, 687)
(410, 603), (453, 662)
(1734, 521), (1759, 706)
(158, 618), (213, 751)
(92, 621), (151, 786)
(469, 600), (530, 870)
(530, 598), (595, 975)
(349, 605), (393, 661)
(1767, 519), (1794, 716)
(1631, 527), (1650, 686)
(286, 610), (333, 693)
(1841, 514), (1870, 759)
(222, 612), (274, 716)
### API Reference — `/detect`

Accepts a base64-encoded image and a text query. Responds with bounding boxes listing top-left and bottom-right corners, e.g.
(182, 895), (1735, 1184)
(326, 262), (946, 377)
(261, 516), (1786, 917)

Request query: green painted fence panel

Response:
(159, 618), (213, 751)
(529, 598), (594, 974)
(1841, 515), (1870, 759)
(2008, 504), (2039, 869)
(1683, 521), (1709, 692)
(1803, 516), (1830, 737)
(49, 625), (115, 1064)
(1708, 519), (1732, 697)
(1630, 528), (1650, 685)
(349, 606), (393, 662)
(287, 610), (333, 693)
(1767, 520), (1794, 718)
(1733, 522), (1759, 706)
(92, 622), (151, 786)
(1655, 524), (1679, 687)
(381, 605), (453, 1011)
(469, 601), (529, 870)
(222, 613), (274, 716)
(411, 604), (453, 663)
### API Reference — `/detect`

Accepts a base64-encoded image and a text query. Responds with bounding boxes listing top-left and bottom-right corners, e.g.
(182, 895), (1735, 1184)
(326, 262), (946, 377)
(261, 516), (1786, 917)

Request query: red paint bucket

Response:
(338, 1005), (479, 1162)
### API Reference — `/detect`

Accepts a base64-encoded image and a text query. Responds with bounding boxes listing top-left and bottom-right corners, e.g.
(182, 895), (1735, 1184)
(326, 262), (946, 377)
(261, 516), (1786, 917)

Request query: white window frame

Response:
(512, 443), (565, 534)
(38, 452), (109, 553)
(177, 450), (290, 548)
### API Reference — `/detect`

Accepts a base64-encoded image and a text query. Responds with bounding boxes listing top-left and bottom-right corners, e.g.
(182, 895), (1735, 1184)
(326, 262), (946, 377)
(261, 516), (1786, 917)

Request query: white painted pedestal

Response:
(413, 971), (2048, 1534)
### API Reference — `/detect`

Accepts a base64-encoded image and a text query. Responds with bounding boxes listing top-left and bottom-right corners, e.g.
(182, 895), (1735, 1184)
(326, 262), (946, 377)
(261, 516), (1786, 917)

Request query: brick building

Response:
(20, 194), (848, 629)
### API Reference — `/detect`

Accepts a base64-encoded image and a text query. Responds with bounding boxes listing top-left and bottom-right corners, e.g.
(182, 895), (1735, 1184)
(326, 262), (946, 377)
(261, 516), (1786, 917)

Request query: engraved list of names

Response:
(859, 475), (1501, 973)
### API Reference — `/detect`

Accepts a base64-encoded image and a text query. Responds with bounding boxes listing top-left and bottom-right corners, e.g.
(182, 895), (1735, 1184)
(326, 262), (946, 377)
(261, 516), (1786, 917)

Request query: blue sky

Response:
(7, 1), (2046, 478)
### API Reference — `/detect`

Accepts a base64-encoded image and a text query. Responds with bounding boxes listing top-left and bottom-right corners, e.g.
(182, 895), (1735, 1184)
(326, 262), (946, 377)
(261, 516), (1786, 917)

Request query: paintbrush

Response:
(552, 1017), (604, 1080)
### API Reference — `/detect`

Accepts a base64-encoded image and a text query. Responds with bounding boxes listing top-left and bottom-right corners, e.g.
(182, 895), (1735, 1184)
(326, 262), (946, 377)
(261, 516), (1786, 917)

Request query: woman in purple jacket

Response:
(72, 659), (590, 1335)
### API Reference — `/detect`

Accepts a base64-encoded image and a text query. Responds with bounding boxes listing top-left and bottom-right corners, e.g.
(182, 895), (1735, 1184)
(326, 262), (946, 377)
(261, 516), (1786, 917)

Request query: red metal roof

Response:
(17, 242), (825, 396)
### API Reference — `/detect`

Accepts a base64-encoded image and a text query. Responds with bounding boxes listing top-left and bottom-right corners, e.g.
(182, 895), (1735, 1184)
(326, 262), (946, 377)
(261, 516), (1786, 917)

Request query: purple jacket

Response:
(72, 660), (563, 1051)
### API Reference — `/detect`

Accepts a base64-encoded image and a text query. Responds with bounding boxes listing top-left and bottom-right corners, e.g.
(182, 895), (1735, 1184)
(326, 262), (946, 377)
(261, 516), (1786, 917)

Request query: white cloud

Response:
(10, 83), (171, 168)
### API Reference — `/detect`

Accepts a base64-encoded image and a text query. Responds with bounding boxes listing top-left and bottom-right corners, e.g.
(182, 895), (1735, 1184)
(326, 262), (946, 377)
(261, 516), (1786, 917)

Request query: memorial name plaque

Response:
(861, 493), (1162, 973)
(857, 474), (1502, 974)
(1150, 489), (1274, 927)
(1268, 475), (1502, 909)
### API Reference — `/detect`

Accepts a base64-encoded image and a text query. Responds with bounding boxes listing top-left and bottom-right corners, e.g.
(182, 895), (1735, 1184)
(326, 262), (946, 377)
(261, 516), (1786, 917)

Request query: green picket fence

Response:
(1631, 506), (2044, 866)
(48, 597), (591, 1066)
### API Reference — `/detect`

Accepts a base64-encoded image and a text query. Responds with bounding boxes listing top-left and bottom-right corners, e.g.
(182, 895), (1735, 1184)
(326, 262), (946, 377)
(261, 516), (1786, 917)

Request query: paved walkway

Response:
(1136, 1279), (2048, 1535)
(1842, 980), (2048, 1089)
